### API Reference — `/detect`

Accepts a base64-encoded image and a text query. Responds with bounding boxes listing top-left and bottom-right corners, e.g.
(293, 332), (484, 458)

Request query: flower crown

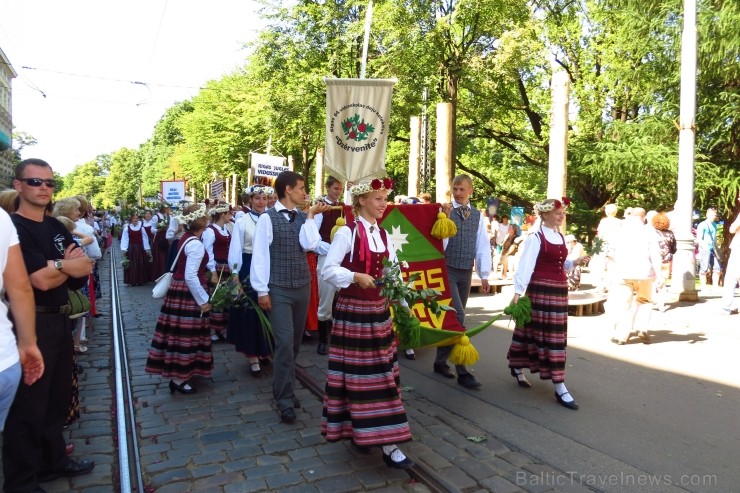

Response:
(534, 197), (572, 214)
(244, 185), (275, 196)
(208, 202), (232, 216)
(173, 203), (208, 225)
(350, 177), (394, 197)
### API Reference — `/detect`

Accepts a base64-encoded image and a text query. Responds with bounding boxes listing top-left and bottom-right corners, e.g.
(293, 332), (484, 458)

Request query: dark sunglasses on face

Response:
(16, 178), (56, 188)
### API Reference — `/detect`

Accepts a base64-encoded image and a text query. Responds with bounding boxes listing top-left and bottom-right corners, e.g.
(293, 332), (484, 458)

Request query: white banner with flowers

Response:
(324, 78), (397, 184)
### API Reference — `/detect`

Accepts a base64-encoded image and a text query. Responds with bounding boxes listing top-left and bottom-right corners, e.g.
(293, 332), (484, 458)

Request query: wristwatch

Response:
(54, 259), (64, 270)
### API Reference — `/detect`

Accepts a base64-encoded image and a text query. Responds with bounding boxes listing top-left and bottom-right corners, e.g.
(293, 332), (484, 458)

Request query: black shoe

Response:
(457, 373), (482, 389)
(280, 407), (296, 424)
(510, 368), (531, 388)
(555, 391), (579, 410)
(249, 363), (261, 377)
(169, 380), (196, 394)
(404, 349), (416, 360)
(303, 330), (314, 340)
(382, 449), (415, 470)
(316, 342), (328, 355)
(293, 397), (301, 409)
(433, 363), (455, 379)
(258, 357), (271, 366)
(39, 458), (95, 482)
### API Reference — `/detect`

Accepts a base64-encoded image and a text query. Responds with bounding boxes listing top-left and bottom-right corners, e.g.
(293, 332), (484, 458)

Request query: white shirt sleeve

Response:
(228, 218), (245, 274)
(299, 217), (322, 251)
(77, 222), (102, 260)
(250, 214), (274, 296)
(321, 226), (354, 289)
(183, 239), (209, 305)
(142, 227), (151, 251)
(201, 227), (216, 272)
(166, 217), (180, 241)
(513, 233), (541, 295)
(120, 225), (129, 251)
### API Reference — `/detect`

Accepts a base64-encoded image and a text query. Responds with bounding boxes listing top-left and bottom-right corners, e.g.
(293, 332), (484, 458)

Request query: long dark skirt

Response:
(150, 231), (170, 280)
(123, 243), (150, 286)
(227, 254), (272, 358)
(208, 261), (231, 338)
(145, 279), (213, 380)
(507, 277), (569, 383)
(321, 295), (411, 446)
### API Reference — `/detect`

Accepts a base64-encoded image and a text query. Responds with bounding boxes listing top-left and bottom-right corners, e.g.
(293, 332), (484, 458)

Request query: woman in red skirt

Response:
(506, 198), (589, 410)
(145, 203), (213, 394)
(120, 211), (152, 286)
(202, 202), (233, 341)
(321, 178), (414, 470)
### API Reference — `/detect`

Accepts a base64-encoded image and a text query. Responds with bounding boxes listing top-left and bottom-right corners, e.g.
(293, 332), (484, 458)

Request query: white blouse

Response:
(120, 222), (151, 252)
(228, 212), (260, 273)
(181, 238), (209, 305)
(322, 216), (399, 290)
(513, 227), (575, 295)
(202, 223), (230, 272)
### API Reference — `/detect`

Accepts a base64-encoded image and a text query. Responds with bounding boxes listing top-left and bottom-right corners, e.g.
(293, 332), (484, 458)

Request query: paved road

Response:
(4, 255), (737, 492)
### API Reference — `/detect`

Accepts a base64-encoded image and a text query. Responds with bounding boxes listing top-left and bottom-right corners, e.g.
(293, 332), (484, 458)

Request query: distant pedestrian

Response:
(696, 208), (722, 291)
(321, 178), (414, 469)
(721, 194), (740, 315)
(606, 207), (664, 345)
(120, 210), (152, 286)
(507, 198), (589, 410)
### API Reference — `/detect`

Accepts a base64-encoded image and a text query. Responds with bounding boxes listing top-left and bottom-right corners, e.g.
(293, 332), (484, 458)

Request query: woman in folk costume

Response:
(506, 198), (589, 410)
(145, 203), (213, 394)
(226, 186), (273, 376)
(321, 178), (414, 470)
(121, 210), (152, 286)
(202, 201), (233, 342)
(151, 205), (172, 280)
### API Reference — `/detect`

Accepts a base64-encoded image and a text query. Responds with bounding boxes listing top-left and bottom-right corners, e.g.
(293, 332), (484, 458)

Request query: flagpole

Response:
(360, 0), (373, 79)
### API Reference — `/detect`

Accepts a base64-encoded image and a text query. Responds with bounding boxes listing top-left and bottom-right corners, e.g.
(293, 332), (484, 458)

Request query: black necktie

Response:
(369, 225), (378, 248)
(284, 210), (297, 223)
(459, 205), (471, 220)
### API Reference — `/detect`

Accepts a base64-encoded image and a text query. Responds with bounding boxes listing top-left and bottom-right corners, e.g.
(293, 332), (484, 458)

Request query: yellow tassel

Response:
(449, 335), (479, 366)
(330, 216), (346, 242)
(431, 211), (457, 239)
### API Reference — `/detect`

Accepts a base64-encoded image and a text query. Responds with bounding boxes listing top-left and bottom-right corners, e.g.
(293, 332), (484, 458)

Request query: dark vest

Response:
(208, 224), (230, 263)
(445, 206), (480, 270)
(172, 233), (209, 284)
(338, 222), (389, 301)
(532, 230), (567, 282)
(266, 207), (310, 288)
(127, 225), (144, 246)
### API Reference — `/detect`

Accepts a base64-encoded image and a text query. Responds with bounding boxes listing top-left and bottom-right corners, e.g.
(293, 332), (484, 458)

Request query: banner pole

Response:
(360, 1), (373, 79)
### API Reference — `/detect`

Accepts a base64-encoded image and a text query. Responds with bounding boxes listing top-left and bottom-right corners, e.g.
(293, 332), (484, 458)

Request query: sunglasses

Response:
(16, 178), (57, 188)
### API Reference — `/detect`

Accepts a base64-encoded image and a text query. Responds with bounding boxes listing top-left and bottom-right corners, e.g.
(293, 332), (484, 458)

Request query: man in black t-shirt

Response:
(4, 159), (96, 493)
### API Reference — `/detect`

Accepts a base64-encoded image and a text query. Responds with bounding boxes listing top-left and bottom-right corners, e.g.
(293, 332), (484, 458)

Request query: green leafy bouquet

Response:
(120, 255), (130, 270)
(376, 257), (454, 348)
(586, 237), (604, 256)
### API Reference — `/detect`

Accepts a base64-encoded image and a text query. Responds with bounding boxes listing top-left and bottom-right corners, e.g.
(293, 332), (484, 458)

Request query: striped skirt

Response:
(507, 277), (569, 383)
(145, 279), (213, 380)
(321, 296), (412, 446)
(208, 261), (231, 337)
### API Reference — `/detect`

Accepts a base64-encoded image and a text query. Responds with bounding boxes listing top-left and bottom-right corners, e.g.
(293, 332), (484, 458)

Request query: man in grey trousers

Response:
(434, 175), (491, 389)
(251, 171), (330, 423)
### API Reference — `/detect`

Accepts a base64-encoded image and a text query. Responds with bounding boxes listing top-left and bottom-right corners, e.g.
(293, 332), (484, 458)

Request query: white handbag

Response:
(152, 237), (196, 299)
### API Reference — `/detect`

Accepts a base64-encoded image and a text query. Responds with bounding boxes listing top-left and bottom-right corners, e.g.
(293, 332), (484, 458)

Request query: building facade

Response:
(0, 46), (17, 188)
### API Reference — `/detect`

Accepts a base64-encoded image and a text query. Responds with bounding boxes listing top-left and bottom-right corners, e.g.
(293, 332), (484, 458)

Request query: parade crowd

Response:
(0, 158), (738, 493)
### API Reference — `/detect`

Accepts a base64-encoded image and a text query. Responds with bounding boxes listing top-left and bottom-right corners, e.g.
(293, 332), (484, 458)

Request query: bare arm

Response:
(28, 244), (93, 291)
(4, 245), (44, 385)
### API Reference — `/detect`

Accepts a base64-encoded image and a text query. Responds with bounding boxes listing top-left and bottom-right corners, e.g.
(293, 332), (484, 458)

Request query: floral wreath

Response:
(244, 185), (275, 196)
(350, 177), (394, 197)
(173, 203), (208, 225)
(534, 197), (572, 214)
(208, 202), (232, 216)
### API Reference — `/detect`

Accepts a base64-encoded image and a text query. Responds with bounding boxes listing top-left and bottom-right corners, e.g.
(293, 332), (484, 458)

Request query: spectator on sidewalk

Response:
(721, 194), (740, 315)
(652, 212), (677, 312)
(606, 207), (664, 345)
(320, 177), (414, 470)
(592, 203), (622, 292)
(433, 175), (491, 390)
(565, 234), (585, 291)
(5, 158), (95, 493)
(696, 208), (722, 291)
(506, 198), (589, 410)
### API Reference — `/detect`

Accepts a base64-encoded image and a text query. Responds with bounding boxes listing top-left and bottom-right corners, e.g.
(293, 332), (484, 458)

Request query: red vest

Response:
(338, 222), (388, 301)
(172, 233), (209, 284)
(532, 231), (567, 282)
(208, 225), (230, 263)
(318, 202), (344, 243)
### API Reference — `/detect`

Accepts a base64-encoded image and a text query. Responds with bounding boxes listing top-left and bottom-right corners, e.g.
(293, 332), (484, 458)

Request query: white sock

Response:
(382, 445), (407, 461)
(554, 382), (574, 402)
